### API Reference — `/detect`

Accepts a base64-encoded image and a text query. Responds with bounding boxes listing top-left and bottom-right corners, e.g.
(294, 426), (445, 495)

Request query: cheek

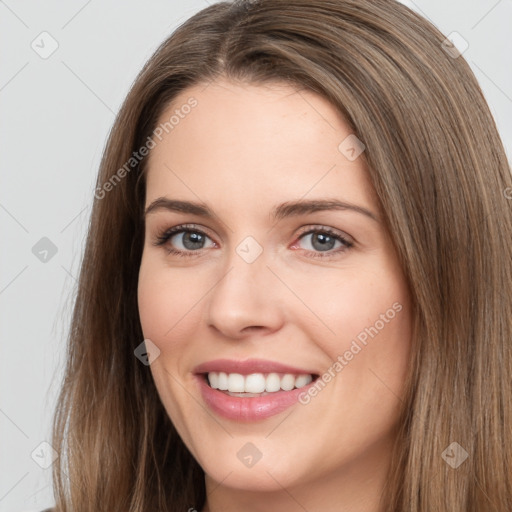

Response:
(295, 264), (412, 402)
(137, 259), (205, 344)
(137, 261), (205, 446)
(284, 264), (409, 347)
(137, 272), (170, 342)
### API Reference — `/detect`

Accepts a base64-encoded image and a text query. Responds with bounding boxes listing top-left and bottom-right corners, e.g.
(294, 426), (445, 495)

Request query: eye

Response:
(152, 224), (354, 259)
(152, 224), (215, 257)
(292, 227), (354, 258)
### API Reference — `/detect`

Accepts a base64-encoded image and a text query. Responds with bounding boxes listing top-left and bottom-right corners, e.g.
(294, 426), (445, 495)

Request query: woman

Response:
(49, 0), (512, 510)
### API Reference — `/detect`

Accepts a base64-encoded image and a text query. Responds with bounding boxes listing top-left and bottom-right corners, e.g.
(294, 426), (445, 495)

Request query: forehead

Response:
(144, 79), (376, 214)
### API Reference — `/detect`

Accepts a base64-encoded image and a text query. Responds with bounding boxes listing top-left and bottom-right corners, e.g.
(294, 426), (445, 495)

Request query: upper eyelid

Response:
(162, 224), (217, 242)
(156, 223), (354, 246)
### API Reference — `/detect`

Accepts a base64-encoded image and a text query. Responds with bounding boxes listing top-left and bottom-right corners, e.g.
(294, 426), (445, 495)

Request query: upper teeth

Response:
(207, 372), (313, 393)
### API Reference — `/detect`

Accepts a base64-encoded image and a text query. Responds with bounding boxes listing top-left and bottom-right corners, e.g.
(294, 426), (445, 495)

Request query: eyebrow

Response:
(144, 197), (380, 223)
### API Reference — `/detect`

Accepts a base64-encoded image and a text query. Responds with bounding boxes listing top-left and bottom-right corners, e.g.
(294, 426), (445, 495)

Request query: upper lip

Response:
(193, 358), (318, 376)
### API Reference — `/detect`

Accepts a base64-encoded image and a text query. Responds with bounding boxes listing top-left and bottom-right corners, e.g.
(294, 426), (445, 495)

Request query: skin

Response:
(137, 78), (412, 512)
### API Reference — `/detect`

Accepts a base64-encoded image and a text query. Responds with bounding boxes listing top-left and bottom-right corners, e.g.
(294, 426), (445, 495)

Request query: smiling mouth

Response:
(202, 371), (319, 397)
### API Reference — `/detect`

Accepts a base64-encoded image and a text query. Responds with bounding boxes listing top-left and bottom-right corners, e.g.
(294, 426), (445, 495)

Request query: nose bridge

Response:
(205, 234), (284, 338)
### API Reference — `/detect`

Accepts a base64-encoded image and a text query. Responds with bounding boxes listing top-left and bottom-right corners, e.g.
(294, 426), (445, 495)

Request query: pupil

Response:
(183, 232), (204, 250)
(180, 232), (336, 252)
(312, 233), (335, 251)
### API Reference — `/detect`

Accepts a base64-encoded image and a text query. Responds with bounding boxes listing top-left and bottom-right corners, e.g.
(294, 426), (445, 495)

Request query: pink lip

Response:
(193, 358), (318, 422)
(193, 358), (317, 376)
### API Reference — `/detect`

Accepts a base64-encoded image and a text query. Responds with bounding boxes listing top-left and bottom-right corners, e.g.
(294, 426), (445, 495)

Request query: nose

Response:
(204, 247), (285, 340)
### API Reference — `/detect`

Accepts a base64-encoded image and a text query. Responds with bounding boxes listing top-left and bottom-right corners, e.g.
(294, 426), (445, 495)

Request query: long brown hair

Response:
(51, 0), (512, 510)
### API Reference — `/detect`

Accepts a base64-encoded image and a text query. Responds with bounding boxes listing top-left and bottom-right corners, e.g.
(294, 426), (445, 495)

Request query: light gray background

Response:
(1, 1), (511, 511)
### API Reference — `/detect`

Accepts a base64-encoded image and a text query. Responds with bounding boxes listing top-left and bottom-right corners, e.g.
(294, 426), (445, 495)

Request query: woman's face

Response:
(138, 78), (412, 498)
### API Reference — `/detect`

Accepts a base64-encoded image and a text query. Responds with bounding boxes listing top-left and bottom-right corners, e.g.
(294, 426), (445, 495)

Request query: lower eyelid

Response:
(154, 226), (353, 257)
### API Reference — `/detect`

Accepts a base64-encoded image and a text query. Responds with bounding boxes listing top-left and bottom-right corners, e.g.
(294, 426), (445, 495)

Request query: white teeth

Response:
(265, 373), (281, 392)
(294, 374), (313, 388)
(281, 374), (296, 391)
(217, 372), (228, 390)
(208, 372), (219, 389)
(227, 373), (245, 392)
(245, 373), (266, 393)
(207, 372), (313, 393)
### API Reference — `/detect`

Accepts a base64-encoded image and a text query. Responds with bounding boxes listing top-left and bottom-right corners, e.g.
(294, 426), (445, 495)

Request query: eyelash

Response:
(152, 223), (354, 259)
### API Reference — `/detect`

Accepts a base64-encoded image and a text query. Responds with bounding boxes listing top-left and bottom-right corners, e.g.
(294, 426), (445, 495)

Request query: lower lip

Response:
(196, 375), (315, 422)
